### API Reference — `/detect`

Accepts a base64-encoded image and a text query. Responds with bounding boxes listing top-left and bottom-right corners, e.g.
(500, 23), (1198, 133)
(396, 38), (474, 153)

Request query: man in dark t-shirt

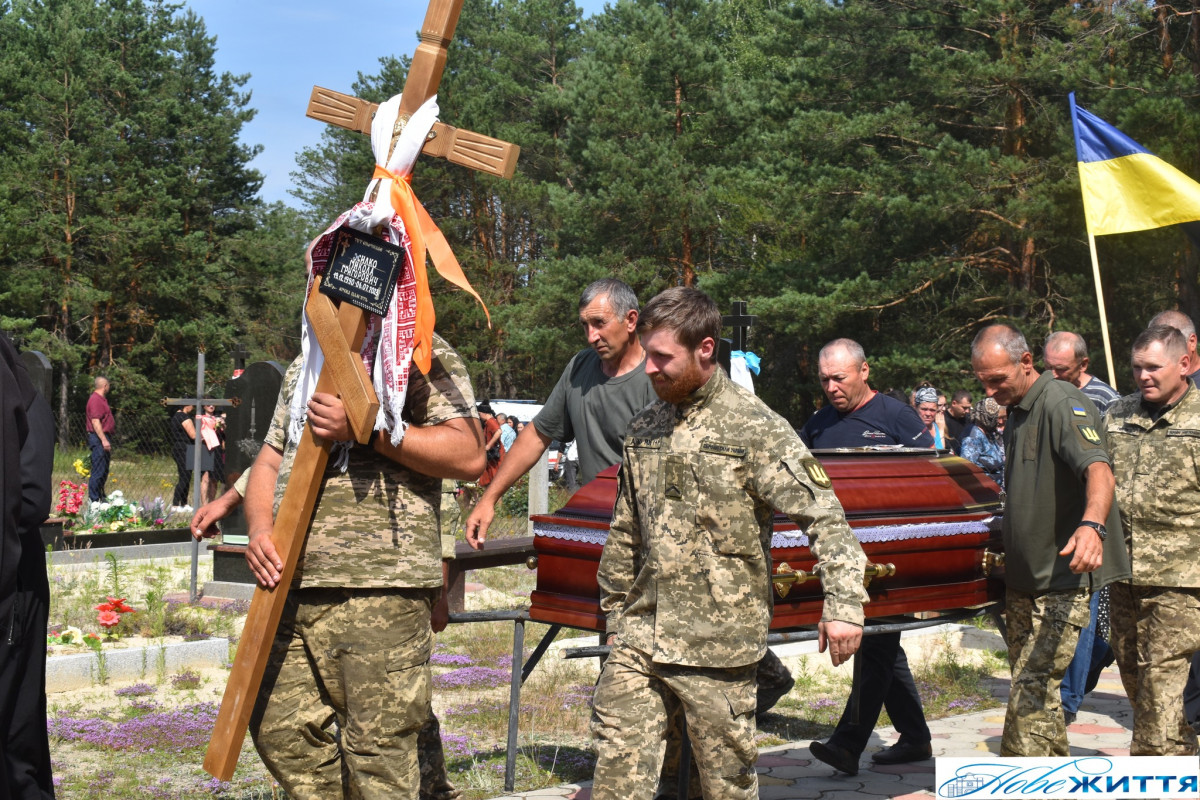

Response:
(800, 344), (933, 451)
(802, 339), (934, 776)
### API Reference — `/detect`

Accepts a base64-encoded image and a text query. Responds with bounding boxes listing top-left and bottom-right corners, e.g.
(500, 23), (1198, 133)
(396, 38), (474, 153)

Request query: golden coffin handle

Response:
(526, 555), (539, 570)
(771, 562), (814, 599)
(863, 562), (896, 588)
(981, 550), (1005, 577)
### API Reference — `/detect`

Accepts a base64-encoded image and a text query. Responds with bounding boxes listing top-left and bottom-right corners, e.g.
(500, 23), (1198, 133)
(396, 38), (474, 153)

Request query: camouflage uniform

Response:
(1105, 382), (1200, 755)
(250, 336), (477, 800)
(592, 368), (868, 800)
(1000, 373), (1129, 757)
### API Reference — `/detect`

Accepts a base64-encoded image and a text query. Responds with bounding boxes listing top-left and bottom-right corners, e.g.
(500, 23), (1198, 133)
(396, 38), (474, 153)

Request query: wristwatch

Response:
(1079, 520), (1107, 541)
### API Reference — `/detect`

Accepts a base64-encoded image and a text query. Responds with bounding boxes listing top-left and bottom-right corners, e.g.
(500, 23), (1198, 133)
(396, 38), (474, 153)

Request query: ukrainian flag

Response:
(1071, 92), (1200, 236)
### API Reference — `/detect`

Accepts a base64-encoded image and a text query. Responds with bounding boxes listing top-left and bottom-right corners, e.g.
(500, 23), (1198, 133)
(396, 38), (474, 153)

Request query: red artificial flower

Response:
(106, 597), (135, 613)
(97, 610), (121, 629)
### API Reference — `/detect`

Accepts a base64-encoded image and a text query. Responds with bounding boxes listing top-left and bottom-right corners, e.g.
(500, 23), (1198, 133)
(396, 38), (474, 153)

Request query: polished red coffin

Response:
(528, 449), (1005, 633)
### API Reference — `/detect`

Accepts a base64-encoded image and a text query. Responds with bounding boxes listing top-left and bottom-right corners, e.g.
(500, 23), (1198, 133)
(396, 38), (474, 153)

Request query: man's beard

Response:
(652, 357), (706, 405)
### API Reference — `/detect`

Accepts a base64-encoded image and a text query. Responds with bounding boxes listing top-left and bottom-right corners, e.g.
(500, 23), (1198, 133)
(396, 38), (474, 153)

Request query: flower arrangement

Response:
(73, 458), (90, 478)
(60, 490), (184, 533)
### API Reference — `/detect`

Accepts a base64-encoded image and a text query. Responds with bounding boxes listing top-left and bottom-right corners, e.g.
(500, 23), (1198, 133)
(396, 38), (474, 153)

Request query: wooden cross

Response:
(203, 0), (517, 779)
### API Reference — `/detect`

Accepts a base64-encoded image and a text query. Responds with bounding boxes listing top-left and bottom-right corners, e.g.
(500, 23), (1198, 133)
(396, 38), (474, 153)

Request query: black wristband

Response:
(1079, 520), (1107, 541)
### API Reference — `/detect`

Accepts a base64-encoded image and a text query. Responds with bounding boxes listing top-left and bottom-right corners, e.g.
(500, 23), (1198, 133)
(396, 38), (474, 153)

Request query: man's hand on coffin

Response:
(818, 620), (862, 667)
(1059, 526), (1103, 573)
(307, 392), (352, 441)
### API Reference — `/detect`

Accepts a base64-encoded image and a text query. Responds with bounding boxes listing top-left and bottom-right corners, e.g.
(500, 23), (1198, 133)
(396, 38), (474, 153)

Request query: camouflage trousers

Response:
(250, 587), (437, 800)
(418, 711), (462, 800)
(591, 641), (758, 800)
(1108, 582), (1200, 755)
(1002, 587), (1090, 757)
(657, 648), (792, 799)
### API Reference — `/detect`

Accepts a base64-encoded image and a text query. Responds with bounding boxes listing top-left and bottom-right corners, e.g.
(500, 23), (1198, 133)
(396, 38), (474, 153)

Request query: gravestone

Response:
(19, 350), (52, 404)
(219, 359), (285, 543)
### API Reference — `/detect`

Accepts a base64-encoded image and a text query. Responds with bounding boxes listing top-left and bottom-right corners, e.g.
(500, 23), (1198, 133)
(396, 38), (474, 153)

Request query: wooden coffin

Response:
(528, 449), (1005, 633)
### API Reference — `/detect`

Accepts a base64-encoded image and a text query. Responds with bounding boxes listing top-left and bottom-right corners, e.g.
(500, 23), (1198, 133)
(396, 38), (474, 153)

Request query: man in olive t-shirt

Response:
(972, 324), (1128, 758)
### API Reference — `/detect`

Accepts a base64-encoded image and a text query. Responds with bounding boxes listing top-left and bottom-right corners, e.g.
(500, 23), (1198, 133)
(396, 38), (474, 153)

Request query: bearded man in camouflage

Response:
(591, 287), (868, 800)
(242, 335), (484, 799)
(1105, 325), (1200, 755)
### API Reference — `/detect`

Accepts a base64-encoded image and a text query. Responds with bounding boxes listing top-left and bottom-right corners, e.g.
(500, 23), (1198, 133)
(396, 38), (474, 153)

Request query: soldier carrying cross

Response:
(208, 0), (514, 794)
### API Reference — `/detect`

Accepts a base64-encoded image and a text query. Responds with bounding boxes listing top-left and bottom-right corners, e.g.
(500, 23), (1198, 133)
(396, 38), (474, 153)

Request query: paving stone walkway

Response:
(486, 663), (1134, 800)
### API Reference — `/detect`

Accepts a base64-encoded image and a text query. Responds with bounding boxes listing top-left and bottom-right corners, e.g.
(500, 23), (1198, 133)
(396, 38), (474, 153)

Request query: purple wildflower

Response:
(430, 653), (473, 667)
(114, 682), (156, 698)
(432, 666), (510, 690)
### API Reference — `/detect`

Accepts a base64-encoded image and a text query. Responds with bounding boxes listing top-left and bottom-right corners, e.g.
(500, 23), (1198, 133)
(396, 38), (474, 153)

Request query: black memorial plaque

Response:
(319, 226), (405, 316)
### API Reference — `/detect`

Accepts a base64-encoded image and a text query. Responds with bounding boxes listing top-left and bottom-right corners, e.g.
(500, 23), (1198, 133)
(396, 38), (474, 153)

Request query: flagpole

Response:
(1086, 232), (1118, 385)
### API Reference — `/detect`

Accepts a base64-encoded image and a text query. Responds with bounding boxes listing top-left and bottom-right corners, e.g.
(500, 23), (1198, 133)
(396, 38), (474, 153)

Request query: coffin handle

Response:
(526, 556), (538, 570)
(981, 550), (1005, 577)
(771, 562), (814, 598)
(863, 562), (896, 588)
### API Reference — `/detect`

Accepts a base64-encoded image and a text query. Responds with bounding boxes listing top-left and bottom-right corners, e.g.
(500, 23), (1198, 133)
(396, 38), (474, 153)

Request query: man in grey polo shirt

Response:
(464, 278), (656, 546)
(972, 323), (1129, 756)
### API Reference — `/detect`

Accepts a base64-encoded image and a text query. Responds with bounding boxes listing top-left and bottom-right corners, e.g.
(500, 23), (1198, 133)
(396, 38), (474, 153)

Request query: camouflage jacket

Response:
(1105, 381), (1200, 587)
(263, 334), (477, 589)
(599, 368), (868, 669)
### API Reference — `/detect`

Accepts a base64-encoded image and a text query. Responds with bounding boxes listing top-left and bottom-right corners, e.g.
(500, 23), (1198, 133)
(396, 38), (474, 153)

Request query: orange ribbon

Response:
(373, 165), (490, 374)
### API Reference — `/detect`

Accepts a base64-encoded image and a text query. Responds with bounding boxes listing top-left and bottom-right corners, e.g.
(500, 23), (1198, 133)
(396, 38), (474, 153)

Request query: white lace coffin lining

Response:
(532, 516), (1000, 549)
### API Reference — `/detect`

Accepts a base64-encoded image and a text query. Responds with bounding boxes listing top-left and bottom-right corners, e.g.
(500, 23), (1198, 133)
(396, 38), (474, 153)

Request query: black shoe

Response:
(871, 739), (933, 765)
(756, 674), (796, 716)
(810, 740), (859, 776)
(1064, 710), (1077, 726)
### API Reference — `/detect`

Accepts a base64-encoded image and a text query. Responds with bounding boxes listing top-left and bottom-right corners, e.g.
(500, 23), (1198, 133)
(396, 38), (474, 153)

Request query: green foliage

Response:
(0, 0), (301, 423)
(10, 0), (1200, 425)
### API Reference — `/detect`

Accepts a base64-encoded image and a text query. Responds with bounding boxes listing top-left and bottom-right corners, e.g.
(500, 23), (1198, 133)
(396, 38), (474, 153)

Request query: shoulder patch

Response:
(801, 457), (832, 488)
(1076, 424), (1102, 445)
(700, 440), (747, 458)
(1071, 405), (1088, 417)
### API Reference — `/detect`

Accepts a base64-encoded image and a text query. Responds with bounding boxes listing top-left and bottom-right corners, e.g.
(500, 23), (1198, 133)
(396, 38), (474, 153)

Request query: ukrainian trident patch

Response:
(802, 458), (832, 488)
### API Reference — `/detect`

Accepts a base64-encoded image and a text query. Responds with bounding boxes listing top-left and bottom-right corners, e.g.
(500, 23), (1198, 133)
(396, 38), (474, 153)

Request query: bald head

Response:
(1149, 310), (1195, 340)
(93, 377), (110, 395)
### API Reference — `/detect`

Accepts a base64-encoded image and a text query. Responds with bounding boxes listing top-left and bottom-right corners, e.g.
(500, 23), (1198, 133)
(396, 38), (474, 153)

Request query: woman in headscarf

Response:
(913, 385), (948, 449)
(960, 396), (1006, 488)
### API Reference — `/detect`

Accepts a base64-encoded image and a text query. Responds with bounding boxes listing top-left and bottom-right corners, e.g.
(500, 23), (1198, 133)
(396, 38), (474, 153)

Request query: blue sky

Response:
(188, 0), (604, 207)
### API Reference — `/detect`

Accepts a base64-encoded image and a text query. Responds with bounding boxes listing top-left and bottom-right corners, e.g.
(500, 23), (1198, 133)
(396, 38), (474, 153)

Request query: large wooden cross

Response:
(203, 0), (518, 779)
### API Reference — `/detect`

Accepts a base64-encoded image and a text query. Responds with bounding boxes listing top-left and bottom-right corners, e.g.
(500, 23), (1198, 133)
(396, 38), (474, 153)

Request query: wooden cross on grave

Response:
(203, 0), (519, 780)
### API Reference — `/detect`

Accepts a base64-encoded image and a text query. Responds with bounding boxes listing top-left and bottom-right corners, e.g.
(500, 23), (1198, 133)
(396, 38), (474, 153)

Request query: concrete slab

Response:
(46, 637), (230, 692)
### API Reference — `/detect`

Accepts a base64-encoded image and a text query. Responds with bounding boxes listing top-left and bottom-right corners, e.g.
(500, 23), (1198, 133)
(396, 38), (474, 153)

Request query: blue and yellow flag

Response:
(1070, 92), (1200, 236)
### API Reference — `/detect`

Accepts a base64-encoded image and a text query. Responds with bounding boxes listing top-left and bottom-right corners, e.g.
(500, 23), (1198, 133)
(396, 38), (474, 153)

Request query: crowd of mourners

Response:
(6, 282), (1200, 800)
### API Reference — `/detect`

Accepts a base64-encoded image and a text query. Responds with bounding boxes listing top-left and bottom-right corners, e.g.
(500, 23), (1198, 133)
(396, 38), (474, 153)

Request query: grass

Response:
(53, 448), (181, 515)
